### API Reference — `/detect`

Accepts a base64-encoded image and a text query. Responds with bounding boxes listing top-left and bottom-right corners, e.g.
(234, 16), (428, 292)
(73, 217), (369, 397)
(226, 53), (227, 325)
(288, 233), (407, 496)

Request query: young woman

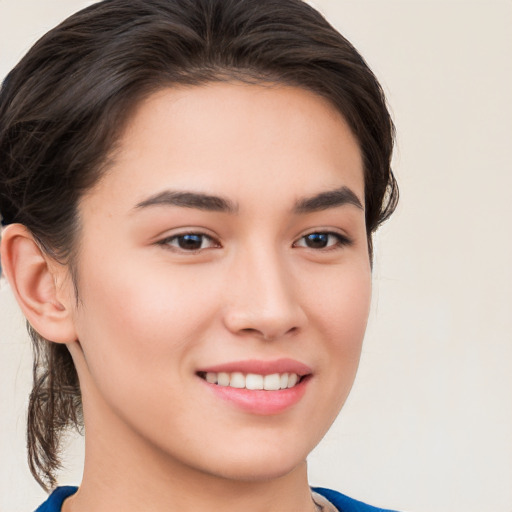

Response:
(0, 0), (399, 511)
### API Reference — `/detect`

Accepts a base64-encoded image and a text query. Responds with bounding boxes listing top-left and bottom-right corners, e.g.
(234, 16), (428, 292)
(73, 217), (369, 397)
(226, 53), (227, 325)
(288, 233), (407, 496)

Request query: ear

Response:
(1, 224), (77, 343)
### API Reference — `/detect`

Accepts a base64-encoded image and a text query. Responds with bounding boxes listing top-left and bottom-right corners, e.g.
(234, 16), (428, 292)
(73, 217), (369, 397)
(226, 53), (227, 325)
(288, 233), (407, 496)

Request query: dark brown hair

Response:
(0, 0), (398, 491)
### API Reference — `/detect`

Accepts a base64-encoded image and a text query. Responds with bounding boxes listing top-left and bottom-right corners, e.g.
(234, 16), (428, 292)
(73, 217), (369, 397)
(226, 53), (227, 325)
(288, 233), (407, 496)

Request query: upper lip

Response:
(196, 358), (312, 376)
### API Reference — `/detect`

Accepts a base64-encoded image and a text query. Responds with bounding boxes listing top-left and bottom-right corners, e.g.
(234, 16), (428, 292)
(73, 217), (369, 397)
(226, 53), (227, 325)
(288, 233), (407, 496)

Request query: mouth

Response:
(195, 359), (312, 415)
(196, 371), (307, 390)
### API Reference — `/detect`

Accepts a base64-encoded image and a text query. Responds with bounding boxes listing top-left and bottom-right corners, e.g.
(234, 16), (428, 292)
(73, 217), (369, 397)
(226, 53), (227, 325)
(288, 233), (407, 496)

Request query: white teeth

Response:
(287, 373), (298, 388)
(263, 373), (281, 391)
(217, 372), (230, 386)
(230, 372), (245, 388)
(246, 374), (264, 390)
(201, 371), (302, 390)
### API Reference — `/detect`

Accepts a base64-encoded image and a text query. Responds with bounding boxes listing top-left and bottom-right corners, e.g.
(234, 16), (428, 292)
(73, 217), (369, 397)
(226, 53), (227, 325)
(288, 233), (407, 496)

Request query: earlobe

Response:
(0, 224), (77, 344)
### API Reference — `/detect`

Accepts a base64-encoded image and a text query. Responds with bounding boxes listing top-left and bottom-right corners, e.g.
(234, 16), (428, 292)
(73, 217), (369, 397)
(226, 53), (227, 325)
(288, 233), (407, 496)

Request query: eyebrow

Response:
(134, 185), (363, 215)
(134, 190), (238, 213)
(293, 186), (363, 213)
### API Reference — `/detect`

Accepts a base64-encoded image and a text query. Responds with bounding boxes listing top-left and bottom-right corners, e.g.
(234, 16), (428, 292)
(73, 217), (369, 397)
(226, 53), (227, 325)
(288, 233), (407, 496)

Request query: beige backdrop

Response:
(1, 1), (511, 511)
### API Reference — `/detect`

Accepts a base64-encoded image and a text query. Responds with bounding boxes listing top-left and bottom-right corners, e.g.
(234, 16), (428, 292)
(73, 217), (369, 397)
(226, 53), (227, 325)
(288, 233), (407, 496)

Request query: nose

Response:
(222, 247), (307, 341)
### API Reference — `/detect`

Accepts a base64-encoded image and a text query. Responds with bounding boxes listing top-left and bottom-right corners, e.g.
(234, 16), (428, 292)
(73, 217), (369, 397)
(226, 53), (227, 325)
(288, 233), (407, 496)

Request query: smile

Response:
(196, 359), (312, 414)
(198, 371), (301, 390)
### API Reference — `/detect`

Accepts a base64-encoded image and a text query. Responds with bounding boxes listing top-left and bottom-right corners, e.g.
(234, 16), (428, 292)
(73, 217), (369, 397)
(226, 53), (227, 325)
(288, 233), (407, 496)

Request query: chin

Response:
(191, 441), (311, 483)
(206, 458), (306, 483)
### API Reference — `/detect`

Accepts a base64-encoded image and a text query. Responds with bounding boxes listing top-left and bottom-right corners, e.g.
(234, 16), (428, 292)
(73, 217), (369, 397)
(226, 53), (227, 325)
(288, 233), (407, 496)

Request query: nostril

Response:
(238, 325), (300, 341)
(241, 328), (260, 335)
(243, 327), (277, 341)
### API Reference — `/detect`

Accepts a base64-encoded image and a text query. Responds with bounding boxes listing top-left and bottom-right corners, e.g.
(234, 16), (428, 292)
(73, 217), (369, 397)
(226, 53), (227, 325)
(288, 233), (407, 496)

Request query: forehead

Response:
(83, 82), (364, 213)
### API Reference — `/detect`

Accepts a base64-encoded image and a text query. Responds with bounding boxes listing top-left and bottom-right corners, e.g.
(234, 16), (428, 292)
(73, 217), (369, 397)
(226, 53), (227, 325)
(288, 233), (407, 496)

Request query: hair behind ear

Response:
(27, 328), (83, 491)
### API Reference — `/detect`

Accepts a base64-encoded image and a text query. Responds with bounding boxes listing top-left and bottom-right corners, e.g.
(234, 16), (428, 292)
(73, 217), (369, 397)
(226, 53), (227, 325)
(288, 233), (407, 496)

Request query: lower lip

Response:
(200, 377), (310, 415)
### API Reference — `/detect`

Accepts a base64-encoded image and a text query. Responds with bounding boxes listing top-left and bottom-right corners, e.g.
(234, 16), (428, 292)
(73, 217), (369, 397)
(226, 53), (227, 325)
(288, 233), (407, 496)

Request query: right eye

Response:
(159, 233), (220, 252)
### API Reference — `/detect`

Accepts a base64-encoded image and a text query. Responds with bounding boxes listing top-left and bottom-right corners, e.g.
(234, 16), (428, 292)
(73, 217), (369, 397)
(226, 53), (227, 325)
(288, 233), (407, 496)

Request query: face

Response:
(67, 82), (371, 481)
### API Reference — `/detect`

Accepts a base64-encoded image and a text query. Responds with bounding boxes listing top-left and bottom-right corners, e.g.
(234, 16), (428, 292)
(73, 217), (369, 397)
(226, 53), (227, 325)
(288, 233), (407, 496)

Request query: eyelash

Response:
(158, 232), (220, 252)
(293, 231), (352, 251)
(158, 230), (352, 253)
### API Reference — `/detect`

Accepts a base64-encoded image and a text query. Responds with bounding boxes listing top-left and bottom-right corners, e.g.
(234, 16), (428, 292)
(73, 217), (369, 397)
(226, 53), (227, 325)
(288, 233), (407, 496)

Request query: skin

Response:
(2, 83), (371, 512)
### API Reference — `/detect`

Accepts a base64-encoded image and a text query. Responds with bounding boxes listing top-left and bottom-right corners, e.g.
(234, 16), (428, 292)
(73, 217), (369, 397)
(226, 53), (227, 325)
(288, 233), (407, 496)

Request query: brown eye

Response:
(304, 233), (330, 248)
(161, 233), (219, 252)
(177, 234), (205, 250)
(294, 232), (351, 250)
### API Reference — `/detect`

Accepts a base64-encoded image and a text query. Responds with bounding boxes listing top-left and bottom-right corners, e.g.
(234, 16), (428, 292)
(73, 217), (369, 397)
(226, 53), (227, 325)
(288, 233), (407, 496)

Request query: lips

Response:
(196, 358), (312, 415)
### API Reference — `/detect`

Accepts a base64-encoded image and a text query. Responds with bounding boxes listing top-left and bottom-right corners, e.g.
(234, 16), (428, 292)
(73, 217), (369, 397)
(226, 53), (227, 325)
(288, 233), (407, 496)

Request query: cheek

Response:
(307, 258), (371, 342)
(72, 255), (226, 382)
(305, 260), (371, 389)
(70, 265), (211, 434)
(330, 272), (371, 348)
(72, 266), (177, 386)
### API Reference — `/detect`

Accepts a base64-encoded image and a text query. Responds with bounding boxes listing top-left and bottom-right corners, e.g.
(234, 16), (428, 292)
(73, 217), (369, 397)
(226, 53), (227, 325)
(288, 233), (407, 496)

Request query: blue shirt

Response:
(35, 485), (400, 511)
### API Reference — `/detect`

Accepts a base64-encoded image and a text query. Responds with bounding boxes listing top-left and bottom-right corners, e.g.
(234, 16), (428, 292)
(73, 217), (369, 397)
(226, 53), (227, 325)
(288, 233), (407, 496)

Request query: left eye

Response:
(161, 233), (219, 251)
(294, 232), (349, 249)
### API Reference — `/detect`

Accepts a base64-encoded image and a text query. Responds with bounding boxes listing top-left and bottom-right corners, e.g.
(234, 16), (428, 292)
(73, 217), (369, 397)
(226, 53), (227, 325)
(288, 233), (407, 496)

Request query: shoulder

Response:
(312, 487), (401, 512)
(34, 487), (78, 512)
